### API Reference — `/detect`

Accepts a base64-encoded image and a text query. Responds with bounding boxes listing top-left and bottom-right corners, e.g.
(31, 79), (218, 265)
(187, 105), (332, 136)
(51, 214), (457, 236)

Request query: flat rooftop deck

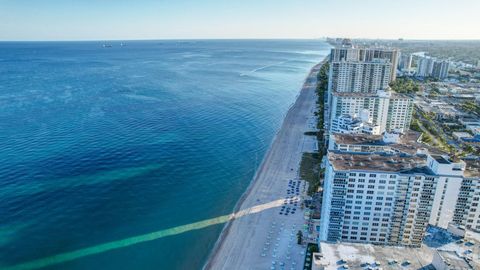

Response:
(319, 242), (434, 270)
(328, 152), (428, 173)
(316, 227), (480, 270)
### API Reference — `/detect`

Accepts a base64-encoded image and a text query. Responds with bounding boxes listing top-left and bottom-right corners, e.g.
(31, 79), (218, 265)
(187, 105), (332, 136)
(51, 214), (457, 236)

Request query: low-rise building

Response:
(316, 228), (480, 270)
(328, 131), (425, 155)
(432, 250), (474, 270)
(453, 132), (473, 141)
(330, 114), (381, 135)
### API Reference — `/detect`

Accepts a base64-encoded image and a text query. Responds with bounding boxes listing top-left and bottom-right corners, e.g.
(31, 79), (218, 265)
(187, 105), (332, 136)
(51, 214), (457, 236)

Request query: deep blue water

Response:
(0, 40), (329, 270)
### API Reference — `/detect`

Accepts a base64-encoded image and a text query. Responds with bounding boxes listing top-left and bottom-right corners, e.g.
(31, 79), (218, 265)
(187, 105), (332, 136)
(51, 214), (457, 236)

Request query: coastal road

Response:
(204, 63), (322, 270)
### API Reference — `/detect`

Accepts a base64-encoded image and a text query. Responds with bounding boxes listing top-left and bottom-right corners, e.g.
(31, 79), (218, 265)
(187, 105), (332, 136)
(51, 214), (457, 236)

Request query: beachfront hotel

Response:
(320, 131), (480, 247)
(321, 40), (480, 249)
(329, 91), (413, 134)
(328, 132), (480, 233)
(327, 44), (413, 135)
(330, 45), (400, 81)
(328, 60), (392, 94)
(320, 152), (434, 247)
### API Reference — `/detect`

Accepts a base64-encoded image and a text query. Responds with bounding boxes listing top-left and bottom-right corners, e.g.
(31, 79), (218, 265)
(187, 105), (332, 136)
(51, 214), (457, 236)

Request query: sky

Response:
(0, 0), (479, 41)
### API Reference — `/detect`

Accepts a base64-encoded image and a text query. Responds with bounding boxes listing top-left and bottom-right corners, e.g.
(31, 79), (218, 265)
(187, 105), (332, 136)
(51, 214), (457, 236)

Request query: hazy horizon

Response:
(1, 0), (479, 41)
(3, 38), (480, 42)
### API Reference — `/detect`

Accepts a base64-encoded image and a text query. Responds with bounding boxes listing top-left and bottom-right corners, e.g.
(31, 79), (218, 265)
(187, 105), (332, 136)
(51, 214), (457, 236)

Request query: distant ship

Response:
(120, 42), (126, 47)
(102, 43), (112, 48)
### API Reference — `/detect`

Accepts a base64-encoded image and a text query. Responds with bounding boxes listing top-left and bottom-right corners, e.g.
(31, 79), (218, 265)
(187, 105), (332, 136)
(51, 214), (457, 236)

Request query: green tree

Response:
(297, 230), (303, 245)
(389, 78), (421, 94)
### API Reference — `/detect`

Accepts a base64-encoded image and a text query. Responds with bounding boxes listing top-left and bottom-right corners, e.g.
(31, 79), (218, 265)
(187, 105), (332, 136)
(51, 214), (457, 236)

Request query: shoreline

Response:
(204, 58), (326, 270)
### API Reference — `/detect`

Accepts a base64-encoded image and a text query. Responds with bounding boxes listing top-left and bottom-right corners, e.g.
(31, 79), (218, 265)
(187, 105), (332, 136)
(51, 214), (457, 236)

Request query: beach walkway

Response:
(205, 63), (322, 270)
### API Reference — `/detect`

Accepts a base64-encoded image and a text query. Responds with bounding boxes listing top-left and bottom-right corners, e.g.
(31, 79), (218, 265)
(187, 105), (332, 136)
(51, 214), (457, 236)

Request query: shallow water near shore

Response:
(0, 40), (329, 270)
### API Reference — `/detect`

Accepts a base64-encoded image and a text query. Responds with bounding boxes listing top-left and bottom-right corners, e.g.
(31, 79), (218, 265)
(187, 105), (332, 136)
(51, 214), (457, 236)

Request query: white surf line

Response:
(4, 199), (287, 270)
(240, 61), (289, 76)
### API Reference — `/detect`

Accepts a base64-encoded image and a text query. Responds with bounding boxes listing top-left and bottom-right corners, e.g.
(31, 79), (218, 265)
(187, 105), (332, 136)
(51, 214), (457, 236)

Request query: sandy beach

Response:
(204, 61), (323, 270)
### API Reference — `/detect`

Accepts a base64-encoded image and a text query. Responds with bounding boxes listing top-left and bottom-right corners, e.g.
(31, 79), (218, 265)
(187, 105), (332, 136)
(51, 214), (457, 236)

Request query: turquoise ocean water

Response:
(0, 40), (329, 269)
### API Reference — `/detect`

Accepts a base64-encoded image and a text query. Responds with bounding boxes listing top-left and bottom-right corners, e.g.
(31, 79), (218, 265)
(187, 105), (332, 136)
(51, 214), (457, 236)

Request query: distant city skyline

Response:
(1, 0), (479, 41)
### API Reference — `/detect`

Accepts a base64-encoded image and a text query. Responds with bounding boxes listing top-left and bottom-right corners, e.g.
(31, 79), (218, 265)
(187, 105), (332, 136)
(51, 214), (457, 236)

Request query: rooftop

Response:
(318, 242), (434, 270)
(432, 155), (452, 164)
(464, 159), (480, 178)
(390, 92), (414, 99)
(332, 90), (413, 99)
(453, 132), (474, 139)
(436, 250), (472, 269)
(332, 92), (384, 97)
(333, 131), (421, 146)
(425, 227), (480, 270)
(317, 227), (480, 270)
(328, 152), (429, 173)
(331, 131), (446, 156)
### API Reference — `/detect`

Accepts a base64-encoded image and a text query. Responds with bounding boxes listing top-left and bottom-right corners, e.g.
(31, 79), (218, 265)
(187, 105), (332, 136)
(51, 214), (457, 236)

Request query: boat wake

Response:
(240, 61), (288, 76)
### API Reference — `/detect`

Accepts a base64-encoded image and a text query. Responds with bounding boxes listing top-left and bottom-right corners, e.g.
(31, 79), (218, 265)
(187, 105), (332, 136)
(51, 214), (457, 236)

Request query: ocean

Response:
(0, 40), (330, 270)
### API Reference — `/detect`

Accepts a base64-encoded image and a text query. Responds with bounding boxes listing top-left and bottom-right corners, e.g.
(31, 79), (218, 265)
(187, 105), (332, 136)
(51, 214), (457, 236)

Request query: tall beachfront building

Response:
(321, 40), (480, 249)
(330, 46), (400, 81)
(320, 152), (435, 247)
(327, 42), (413, 135)
(320, 133), (480, 247)
(328, 60), (391, 94)
(330, 91), (390, 133)
(329, 91), (414, 133)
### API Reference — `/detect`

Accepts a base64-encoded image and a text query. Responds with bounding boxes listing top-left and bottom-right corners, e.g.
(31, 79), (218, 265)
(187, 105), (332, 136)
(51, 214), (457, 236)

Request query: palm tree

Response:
(296, 230), (303, 245)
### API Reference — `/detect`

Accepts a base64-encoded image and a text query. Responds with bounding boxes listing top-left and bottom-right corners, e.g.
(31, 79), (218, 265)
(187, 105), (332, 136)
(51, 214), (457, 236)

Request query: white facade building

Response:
(330, 114), (381, 135)
(320, 153), (435, 247)
(416, 56), (435, 77)
(386, 93), (414, 132)
(427, 155), (466, 228)
(321, 42), (480, 251)
(328, 131), (425, 155)
(453, 160), (480, 231)
(432, 60), (450, 80)
(330, 92), (390, 133)
(328, 60), (392, 94)
(416, 56), (450, 79)
(398, 53), (413, 71)
(320, 151), (480, 248)
(330, 45), (400, 81)
(330, 91), (412, 134)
